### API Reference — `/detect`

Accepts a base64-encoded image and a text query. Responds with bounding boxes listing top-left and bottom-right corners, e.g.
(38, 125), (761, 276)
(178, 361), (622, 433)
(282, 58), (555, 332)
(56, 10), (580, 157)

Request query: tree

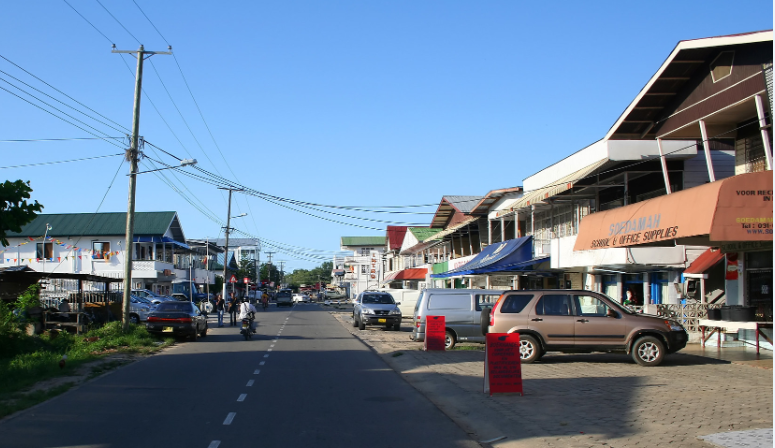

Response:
(284, 262), (333, 289)
(235, 256), (256, 282)
(0, 180), (43, 246)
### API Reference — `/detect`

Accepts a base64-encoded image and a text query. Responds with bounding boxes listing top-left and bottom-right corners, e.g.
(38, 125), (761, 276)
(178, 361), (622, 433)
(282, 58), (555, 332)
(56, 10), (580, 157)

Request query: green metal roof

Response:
(340, 236), (386, 247)
(6, 212), (178, 238)
(409, 227), (443, 242)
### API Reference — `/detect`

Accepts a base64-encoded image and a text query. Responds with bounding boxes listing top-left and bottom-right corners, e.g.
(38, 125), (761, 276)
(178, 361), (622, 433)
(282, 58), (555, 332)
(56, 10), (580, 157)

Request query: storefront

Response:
(574, 171), (773, 318)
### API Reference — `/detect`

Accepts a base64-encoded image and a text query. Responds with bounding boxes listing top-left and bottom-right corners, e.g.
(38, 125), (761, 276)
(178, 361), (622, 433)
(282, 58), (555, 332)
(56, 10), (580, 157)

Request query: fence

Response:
(655, 304), (722, 333)
(38, 278), (123, 311)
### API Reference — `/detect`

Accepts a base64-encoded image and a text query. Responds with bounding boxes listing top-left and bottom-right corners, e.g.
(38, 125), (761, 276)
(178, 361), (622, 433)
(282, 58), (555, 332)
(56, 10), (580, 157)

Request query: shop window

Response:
(36, 242), (53, 259)
(710, 51), (734, 83)
(93, 242), (110, 260)
(747, 251), (773, 269)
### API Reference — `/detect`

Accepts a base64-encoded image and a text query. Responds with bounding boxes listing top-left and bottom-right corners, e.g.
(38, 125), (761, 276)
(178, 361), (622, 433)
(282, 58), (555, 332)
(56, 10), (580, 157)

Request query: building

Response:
(0, 212), (219, 297)
(336, 236), (386, 298)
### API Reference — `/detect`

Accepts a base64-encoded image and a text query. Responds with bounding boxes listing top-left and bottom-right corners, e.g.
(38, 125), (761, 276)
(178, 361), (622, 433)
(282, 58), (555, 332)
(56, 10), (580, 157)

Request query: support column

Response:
(488, 219), (492, 246)
(754, 94), (773, 171)
(623, 173), (629, 205)
(500, 217), (505, 242)
(698, 120), (716, 182)
(656, 138), (672, 194)
(514, 213), (518, 239)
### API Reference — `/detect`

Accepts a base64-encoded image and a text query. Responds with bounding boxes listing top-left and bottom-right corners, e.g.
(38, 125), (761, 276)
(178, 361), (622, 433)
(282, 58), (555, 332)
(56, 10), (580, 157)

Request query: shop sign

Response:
(369, 250), (381, 280)
(424, 316), (445, 351)
(484, 333), (523, 396)
(720, 241), (773, 253)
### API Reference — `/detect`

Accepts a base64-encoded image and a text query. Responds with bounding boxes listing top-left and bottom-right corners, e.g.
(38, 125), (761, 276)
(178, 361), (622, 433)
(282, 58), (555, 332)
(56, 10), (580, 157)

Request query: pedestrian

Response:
(228, 293), (238, 326)
(215, 294), (225, 327)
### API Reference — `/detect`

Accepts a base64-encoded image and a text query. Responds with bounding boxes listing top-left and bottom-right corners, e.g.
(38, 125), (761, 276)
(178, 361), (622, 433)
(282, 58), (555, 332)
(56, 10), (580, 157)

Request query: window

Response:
(475, 294), (501, 311)
(574, 295), (610, 317)
(36, 242), (53, 259)
(501, 295), (534, 314)
(93, 242), (110, 259)
(534, 294), (572, 316)
(360, 265), (368, 274)
(428, 294), (471, 310)
(362, 294), (394, 304)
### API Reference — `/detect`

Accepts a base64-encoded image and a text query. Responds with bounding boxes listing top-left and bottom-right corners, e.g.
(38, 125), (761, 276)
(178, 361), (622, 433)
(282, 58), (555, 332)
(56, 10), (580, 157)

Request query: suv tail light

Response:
(490, 294), (506, 326)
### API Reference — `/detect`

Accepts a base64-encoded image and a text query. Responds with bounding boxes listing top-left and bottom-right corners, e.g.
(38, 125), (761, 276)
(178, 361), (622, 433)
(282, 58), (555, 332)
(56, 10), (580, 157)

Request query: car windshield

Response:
(156, 302), (193, 312)
(362, 294), (394, 304)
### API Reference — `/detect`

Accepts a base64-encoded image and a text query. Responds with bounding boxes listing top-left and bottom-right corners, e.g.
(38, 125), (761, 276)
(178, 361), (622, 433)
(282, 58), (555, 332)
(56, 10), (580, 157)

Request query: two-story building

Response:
(335, 236), (386, 298)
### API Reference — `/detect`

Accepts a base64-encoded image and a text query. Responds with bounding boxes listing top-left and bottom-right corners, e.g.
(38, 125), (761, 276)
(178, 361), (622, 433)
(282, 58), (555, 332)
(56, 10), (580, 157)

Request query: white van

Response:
(378, 288), (421, 317)
(411, 288), (504, 349)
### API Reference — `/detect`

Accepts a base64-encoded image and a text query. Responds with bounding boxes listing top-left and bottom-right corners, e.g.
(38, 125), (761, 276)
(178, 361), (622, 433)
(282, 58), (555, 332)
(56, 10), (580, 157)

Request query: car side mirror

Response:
(396, 302), (401, 305)
(607, 309), (618, 318)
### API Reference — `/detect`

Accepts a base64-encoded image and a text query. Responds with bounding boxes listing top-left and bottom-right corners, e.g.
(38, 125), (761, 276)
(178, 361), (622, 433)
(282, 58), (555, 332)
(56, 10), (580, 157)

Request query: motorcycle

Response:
(240, 317), (254, 340)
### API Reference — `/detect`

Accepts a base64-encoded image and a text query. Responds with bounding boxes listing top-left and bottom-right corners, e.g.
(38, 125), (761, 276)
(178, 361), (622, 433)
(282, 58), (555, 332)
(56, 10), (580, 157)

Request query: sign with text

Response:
(484, 333), (523, 396)
(424, 316), (446, 351)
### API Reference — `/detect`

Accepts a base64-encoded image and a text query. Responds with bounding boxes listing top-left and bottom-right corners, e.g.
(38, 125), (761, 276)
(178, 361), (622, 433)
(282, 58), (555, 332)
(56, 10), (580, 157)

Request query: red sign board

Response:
(243, 277), (249, 284)
(424, 316), (446, 351)
(484, 333), (523, 396)
(229, 275), (237, 283)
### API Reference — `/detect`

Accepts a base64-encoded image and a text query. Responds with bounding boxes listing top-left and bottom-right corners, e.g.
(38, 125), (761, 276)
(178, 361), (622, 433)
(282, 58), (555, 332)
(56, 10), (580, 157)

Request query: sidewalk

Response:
(328, 309), (773, 448)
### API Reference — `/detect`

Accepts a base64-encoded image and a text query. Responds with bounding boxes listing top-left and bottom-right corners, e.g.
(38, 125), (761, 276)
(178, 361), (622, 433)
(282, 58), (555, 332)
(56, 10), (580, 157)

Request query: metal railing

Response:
(656, 304), (722, 333)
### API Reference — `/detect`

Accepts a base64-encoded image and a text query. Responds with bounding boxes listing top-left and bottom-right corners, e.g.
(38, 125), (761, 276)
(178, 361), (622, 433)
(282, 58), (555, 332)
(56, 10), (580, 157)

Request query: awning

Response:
(381, 268), (428, 283)
(683, 248), (724, 279)
(134, 236), (191, 250)
(574, 171), (773, 251)
(499, 159), (609, 215)
(424, 216), (479, 242)
(431, 236), (533, 278)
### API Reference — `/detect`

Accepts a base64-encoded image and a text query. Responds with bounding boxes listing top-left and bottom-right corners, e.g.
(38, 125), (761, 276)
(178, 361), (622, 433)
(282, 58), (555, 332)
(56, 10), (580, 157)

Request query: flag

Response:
(27, 237), (34, 241)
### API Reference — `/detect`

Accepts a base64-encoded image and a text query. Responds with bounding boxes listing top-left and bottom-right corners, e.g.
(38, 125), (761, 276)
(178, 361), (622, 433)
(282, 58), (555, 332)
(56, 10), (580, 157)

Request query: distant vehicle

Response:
(128, 295), (154, 324)
(378, 288), (421, 317)
(132, 289), (168, 306)
(352, 291), (401, 331)
(293, 293), (310, 303)
(146, 301), (208, 340)
(171, 280), (207, 302)
(276, 289), (293, 307)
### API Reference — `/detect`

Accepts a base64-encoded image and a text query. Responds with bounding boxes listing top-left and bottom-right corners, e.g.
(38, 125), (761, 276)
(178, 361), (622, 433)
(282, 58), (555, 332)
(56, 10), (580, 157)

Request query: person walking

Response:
(228, 293), (239, 326)
(215, 294), (225, 327)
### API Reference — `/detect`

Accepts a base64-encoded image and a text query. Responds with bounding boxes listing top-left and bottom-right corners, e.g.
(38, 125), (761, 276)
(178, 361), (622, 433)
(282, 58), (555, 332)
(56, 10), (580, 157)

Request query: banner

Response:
(424, 315), (446, 351)
(484, 333), (523, 396)
(725, 253), (739, 280)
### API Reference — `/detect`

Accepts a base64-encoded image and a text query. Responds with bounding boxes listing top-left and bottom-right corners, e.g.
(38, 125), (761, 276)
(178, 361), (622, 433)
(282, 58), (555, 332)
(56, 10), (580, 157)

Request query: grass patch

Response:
(0, 322), (172, 398)
(452, 345), (485, 351)
(0, 382), (75, 419)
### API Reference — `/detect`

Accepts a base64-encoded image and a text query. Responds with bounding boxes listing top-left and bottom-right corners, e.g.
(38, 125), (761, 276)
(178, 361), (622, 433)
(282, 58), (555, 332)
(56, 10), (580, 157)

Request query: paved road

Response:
(0, 304), (479, 448)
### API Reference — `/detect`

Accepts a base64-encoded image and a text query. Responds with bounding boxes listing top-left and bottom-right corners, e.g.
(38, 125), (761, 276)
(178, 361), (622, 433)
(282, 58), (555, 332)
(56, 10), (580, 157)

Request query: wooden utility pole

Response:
(113, 44), (171, 331)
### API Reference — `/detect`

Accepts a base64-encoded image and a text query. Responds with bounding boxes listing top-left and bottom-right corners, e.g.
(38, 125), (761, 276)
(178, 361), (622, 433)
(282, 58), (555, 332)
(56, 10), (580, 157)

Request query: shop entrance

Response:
(746, 251), (773, 321)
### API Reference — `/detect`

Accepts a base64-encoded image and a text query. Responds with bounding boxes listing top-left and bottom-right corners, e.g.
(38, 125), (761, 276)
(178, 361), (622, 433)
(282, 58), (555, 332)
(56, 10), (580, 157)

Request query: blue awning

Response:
(133, 236), (190, 250)
(431, 236), (534, 278)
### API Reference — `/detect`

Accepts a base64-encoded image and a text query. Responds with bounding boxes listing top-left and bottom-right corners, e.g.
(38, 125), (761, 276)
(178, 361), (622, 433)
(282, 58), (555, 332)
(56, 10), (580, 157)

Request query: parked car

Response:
(411, 288), (504, 349)
(145, 301), (208, 340)
(276, 289), (293, 307)
(125, 295), (154, 324)
(352, 291), (402, 331)
(131, 289), (171, 306)
(485, 290), (688, 366)
(378, 288), (421, 317)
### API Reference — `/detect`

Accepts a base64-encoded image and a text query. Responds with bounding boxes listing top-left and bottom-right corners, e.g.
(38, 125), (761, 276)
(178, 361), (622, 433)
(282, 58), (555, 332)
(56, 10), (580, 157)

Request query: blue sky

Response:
(1, 1), (772, 271)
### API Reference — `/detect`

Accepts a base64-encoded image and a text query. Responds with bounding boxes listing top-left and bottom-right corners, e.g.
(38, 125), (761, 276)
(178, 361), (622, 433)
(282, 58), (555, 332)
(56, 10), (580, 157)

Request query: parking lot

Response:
(325, 304), (773, 448)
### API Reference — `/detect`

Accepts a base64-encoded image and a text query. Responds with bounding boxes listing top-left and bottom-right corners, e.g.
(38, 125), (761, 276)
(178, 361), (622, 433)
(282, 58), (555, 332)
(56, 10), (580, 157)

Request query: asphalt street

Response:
(0, 303), (480, 448)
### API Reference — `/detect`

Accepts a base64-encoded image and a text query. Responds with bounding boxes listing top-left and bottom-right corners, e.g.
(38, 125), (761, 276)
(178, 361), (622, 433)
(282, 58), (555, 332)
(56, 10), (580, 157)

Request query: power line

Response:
(0, 153), (123, 170)
(62, 0), (113, 44)
(0, 137), (122, 143)
(95, 0), (141, 45)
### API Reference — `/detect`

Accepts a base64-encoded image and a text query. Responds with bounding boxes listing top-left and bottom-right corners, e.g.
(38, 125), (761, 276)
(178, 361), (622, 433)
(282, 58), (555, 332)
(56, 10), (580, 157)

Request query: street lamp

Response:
(134, 158), (197, 175)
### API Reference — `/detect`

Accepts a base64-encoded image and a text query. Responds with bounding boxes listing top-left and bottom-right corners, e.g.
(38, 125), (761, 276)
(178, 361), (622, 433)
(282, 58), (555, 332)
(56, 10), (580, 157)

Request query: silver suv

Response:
(352, 291), (401, 331)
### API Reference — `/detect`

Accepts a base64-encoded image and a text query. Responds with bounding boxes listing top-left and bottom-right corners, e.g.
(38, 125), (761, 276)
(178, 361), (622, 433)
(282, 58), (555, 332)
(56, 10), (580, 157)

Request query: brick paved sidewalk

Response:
(328, 310), (773, 448)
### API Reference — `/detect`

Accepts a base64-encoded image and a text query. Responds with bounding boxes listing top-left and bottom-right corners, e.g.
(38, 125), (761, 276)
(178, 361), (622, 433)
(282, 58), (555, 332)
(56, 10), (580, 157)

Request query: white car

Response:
(293, 293), (311, 303)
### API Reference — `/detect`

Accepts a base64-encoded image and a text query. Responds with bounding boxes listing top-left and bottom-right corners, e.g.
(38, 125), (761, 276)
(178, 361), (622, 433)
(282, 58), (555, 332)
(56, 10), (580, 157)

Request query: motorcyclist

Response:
(238, 298), (258, 333)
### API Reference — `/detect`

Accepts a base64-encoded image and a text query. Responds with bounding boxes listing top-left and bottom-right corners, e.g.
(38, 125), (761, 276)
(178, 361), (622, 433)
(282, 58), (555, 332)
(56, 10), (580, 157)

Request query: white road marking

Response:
(247, 380), (254, 386)
(237, 394), (247, 402)
(270, 344), (275, 348)
(268, 348), (273, 352)
(263, 354), (269, 358)
(254, 369), (260, 374)
(260, 361), (265, 365)
(223, 412), (236, 425)
(208, 441), (221, 448)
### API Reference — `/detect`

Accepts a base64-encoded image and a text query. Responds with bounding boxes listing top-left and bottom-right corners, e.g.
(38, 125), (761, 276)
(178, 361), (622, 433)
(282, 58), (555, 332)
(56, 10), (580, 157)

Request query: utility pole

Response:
(218, 187), (243, 301)
(278, 261), (286, 287)
(113, 44), (171, 331)
(265, 251), (276, 286)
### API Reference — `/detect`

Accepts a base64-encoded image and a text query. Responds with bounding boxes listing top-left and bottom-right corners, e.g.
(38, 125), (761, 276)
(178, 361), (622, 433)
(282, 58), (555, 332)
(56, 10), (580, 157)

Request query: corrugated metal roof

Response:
(6, 212), (177, 237)
(409, 227), (443, 242)
(340, 236), (386, 247)
(443, 196), (483, 214)
(386, 226), (411, 251)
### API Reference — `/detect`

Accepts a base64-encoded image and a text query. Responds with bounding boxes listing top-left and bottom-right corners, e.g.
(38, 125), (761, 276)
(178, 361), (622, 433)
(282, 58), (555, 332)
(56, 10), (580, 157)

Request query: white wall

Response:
(551, 235), (687, 269)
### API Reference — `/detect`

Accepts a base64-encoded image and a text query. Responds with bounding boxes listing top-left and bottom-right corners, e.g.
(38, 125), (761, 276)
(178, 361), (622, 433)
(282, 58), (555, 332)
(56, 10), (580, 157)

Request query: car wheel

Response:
(632, 336), (665, 366)
(444, 330), (456, 350)
(128, 314), (140, 325)
(358, 317), (366, 331)
(352, 314), (358, 327)
(191, 329), (198, 342)
(518, 335), (542, 363)
(480, 307), (491, 336)
(393, 322), (401, 331)
(199, 324), (208, 338)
